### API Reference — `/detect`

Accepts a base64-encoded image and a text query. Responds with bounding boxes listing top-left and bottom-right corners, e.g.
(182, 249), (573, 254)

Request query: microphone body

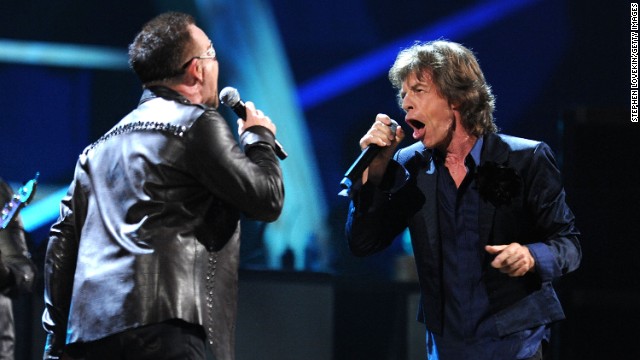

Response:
(339, 120), (398, 194)
(219, 87), (287, 160)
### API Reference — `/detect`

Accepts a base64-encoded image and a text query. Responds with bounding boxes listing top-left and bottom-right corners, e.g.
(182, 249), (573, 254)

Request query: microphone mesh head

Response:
(390, 119), (398, 133)
(219, 87), (240, 107)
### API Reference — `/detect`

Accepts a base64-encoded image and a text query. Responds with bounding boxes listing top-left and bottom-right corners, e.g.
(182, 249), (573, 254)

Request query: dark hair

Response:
(128, 12), (195, 84)
(389, 40), (498, 136)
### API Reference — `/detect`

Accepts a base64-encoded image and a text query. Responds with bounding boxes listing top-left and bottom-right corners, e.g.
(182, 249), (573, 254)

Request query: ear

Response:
(183, 60), (204, 85)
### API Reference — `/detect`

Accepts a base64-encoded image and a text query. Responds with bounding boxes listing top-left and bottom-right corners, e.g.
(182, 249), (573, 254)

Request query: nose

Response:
(402, 94), (413, 112)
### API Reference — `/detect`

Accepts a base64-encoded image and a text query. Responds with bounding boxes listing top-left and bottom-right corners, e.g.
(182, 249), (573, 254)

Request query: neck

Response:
(147, 76), (204, 105)
(441, 127), (477, 188)
(444, 130), (477, 164)
(168, 83), (203, 104)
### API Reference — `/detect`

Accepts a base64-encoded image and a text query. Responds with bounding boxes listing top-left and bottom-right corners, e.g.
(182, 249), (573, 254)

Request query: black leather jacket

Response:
(0, 178), (37, 360)
(42, 87), (284, 360)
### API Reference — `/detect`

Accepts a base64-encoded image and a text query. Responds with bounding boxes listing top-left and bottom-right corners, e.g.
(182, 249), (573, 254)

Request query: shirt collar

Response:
(469, 136), (484, 166)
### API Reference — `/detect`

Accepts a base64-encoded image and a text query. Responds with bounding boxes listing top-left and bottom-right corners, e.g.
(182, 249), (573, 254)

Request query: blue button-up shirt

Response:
(430, 137), (546, 360)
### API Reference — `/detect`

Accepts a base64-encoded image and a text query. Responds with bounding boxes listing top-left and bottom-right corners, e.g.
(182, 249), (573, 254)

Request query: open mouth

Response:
(407, 119), (425, 129)
(406, 118), (427, 140)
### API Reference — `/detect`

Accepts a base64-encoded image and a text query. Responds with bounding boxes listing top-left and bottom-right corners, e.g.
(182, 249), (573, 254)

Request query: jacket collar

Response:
(140, 86), (196, 107)
(479, 132), (510, 165)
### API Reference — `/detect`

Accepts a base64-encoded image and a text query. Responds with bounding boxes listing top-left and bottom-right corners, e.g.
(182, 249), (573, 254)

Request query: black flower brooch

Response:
(475, 161), (522, 206)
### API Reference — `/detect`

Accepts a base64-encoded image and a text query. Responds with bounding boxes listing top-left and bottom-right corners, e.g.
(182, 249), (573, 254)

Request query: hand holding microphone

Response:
(339, 114), (403, 193)
(219, 86), (288, 160)
(235, 101), (273, 135)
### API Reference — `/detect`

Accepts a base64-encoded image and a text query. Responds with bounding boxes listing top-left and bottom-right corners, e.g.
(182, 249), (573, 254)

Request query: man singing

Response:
(345, 40), (581, 359)
(43, 12), (284, 360)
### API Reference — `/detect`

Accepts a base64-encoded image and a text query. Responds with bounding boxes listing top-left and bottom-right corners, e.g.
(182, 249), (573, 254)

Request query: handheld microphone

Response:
(339, 120), (398, 195)
(219, 86), (288, 160)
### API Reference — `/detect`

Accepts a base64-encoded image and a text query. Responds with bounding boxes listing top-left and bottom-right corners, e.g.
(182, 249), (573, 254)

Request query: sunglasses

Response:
(181, 42), (216, 69)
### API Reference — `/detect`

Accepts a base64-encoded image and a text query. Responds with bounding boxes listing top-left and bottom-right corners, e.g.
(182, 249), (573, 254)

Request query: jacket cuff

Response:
(526, 243), (560, 281)
(348, 160), (409, 209)
(239, 125), (277, 153)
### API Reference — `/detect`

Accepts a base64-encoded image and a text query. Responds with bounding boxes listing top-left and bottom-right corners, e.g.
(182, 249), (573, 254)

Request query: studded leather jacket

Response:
(42, 87), (284, 360)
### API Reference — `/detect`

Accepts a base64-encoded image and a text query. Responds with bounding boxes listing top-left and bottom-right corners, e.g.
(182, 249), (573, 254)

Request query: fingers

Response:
(239, 101), (276, 136)
(485, 244), (507, 254)
(359, 114), (403, 150)
(236, 118), (245, 136)
(485, 243), (535, 277)
(245, 101), (265, 117)
(375, 113), (395, 129)
(394, 122), (405, 143)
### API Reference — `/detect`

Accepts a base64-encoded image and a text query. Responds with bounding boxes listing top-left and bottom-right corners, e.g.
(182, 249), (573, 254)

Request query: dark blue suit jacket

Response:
(346, 132), (581, 336)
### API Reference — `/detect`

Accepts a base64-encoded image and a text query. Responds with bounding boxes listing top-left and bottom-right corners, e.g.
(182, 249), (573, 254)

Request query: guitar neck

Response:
(0, 173), (39, 230)
(1, 199), (23, 229)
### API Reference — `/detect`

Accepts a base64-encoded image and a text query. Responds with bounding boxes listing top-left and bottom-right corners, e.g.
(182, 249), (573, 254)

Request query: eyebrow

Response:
(402, 81), (426, 92)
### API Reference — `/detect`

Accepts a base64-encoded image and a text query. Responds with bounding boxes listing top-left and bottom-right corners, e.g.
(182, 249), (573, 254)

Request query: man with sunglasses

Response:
(42, 12), (284, 360)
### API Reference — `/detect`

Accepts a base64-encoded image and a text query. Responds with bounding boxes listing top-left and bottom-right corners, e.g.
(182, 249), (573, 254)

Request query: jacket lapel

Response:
(414, 150), (440, 255)
(478, 133), (510, 245)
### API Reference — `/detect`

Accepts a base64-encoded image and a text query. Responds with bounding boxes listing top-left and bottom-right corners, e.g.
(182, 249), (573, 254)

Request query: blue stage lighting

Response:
(297, 0), (540, 109)
(21, 187), (67, 232)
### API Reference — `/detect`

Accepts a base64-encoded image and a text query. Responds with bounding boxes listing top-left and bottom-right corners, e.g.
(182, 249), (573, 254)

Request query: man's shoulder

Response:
(490, 133), (542, 151)
(132, 94), (212, 129)
(483, 133), (558, 171)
